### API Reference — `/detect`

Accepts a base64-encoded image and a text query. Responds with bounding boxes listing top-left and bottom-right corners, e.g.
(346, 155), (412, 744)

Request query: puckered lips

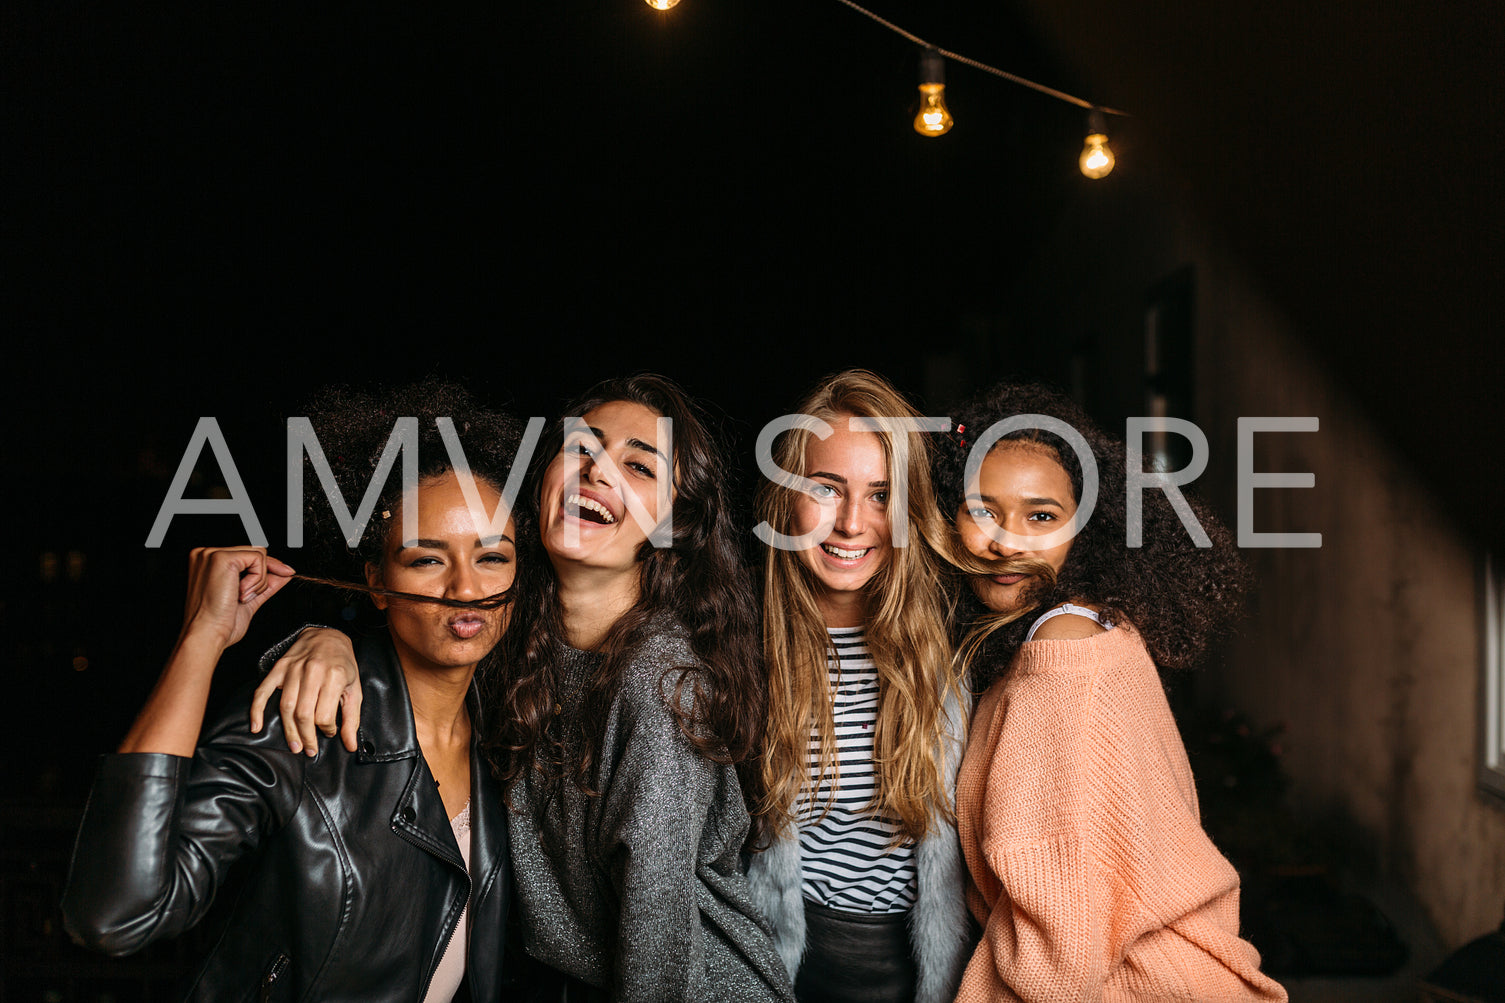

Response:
(562, 488), (620, 527)
(446, 611), (489, 641)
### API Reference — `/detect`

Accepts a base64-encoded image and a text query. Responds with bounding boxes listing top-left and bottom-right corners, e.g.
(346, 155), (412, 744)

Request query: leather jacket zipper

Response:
(392, 821), (468, 1001)
(259, 952), (290, 1002)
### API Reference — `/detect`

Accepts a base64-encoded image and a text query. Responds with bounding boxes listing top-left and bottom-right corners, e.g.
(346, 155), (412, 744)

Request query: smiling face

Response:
(538, 399), (673, 581)
(791, 419), (893, 627)
(956, 441), (1077, 615)
(370, 470), (517, 677)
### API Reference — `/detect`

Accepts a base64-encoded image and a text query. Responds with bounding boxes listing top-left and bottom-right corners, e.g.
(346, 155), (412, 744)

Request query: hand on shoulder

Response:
(250, 627), (362, 756)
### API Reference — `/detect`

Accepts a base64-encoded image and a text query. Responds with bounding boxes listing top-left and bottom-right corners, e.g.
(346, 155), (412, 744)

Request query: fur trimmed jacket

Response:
(745, 685), (973, 1003)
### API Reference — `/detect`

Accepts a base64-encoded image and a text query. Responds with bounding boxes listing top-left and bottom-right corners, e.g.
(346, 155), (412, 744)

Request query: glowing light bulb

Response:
(1079, 110), (1115, 179)
(913, 49), (953, 137)
(644, 0), (680, 9)
(915, 84), (954, 136)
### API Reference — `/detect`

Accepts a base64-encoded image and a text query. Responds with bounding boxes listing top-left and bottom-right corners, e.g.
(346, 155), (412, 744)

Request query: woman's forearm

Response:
(119, 546), (294, 755)
(116, 630), (227, 756)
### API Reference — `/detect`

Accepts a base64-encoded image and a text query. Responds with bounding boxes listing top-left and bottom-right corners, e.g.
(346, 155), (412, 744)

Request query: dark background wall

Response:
(3, 0), (1501, 997)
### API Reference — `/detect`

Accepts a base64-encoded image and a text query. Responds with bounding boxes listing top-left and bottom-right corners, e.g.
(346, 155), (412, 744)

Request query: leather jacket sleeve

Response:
(62, 709), (308, 957)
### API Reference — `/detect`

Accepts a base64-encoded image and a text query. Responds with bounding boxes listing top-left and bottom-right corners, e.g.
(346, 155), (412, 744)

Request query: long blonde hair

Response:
(756, 369), (961, 843)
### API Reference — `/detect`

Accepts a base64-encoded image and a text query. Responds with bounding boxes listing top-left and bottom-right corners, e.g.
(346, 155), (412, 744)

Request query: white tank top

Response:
(1023, 603), (1113, 642)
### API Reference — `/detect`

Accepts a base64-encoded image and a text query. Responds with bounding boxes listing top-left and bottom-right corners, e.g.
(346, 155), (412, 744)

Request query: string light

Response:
(831, 0), (1129, 174)
(1079, 109), (1115, 179)
(914, 49), (953, 137)
(634, 0), (1131, 174)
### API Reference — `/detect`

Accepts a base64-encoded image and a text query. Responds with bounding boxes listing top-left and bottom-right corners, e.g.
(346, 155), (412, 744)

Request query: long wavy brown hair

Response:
(756, 369), (961, 844)
(485, 374), (769, 837)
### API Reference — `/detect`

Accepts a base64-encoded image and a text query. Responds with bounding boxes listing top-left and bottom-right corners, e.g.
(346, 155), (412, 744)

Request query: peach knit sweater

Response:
(954, 623), (1286, 1003)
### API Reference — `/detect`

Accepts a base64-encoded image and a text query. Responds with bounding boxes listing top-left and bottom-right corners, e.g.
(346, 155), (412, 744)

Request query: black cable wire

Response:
(832, 0), (1130, 117)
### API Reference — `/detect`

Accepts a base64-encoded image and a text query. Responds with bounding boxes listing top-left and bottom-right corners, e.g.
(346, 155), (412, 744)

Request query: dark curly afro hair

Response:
(933, 380), (1250, 688)
(294, 379), (531, 577)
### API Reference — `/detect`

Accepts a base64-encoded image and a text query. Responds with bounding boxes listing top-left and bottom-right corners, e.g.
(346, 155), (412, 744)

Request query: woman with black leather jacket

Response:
(260, 375), (796, 1002)
(62, 384), (526, 1002)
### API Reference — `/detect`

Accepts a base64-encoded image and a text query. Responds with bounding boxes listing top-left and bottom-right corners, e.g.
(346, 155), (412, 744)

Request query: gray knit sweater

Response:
(507, 623), (795, 1002)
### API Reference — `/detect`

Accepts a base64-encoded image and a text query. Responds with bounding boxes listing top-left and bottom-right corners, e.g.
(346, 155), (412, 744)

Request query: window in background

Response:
(1482, 551), (1505, 802)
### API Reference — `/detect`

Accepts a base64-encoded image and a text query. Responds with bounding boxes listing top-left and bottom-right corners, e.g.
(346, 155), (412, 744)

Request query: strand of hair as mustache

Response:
(285, 574), (515, 611)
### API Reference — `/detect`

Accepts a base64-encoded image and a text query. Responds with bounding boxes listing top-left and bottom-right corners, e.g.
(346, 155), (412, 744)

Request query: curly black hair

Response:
(294, 378), (532, 579)
(933, 380), (1249, 688)
(486, 374), (769, 837)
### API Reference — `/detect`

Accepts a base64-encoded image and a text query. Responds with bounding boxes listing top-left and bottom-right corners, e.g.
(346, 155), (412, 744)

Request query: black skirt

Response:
(793, 898), (916, 1003)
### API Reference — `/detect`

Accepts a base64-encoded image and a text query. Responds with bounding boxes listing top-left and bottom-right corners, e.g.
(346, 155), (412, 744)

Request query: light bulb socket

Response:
(1087, 109), (1108, 137)
(919, 48), (945, 87)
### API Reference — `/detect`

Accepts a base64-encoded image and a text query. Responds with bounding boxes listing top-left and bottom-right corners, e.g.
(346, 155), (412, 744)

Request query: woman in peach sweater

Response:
(933, 382), (1286, 1003)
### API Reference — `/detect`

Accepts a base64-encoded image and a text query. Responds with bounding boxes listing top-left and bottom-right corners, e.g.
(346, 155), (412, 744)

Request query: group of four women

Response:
(63, 370), (1288, 1002)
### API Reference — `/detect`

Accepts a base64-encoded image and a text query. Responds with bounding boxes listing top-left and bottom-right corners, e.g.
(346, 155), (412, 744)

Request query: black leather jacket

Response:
(61, 632), (508, 1002)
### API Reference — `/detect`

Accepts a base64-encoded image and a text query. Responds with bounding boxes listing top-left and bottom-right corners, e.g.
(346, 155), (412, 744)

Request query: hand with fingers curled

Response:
(179, 546), (297, 654)
(250, 628), (362, 757)
(112, 546), (294, 760)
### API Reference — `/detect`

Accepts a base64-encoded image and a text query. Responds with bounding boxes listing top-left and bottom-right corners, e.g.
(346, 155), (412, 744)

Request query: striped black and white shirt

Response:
(796, 628), (917, 914)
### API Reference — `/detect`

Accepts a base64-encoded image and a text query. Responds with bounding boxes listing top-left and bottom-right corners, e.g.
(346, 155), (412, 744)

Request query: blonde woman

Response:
(746, 369), (972, 1003)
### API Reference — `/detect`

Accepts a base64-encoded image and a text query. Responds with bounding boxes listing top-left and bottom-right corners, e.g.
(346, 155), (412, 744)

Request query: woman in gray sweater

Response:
(490, 374), (791, 1001)
(264, 375), (793, 1003)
